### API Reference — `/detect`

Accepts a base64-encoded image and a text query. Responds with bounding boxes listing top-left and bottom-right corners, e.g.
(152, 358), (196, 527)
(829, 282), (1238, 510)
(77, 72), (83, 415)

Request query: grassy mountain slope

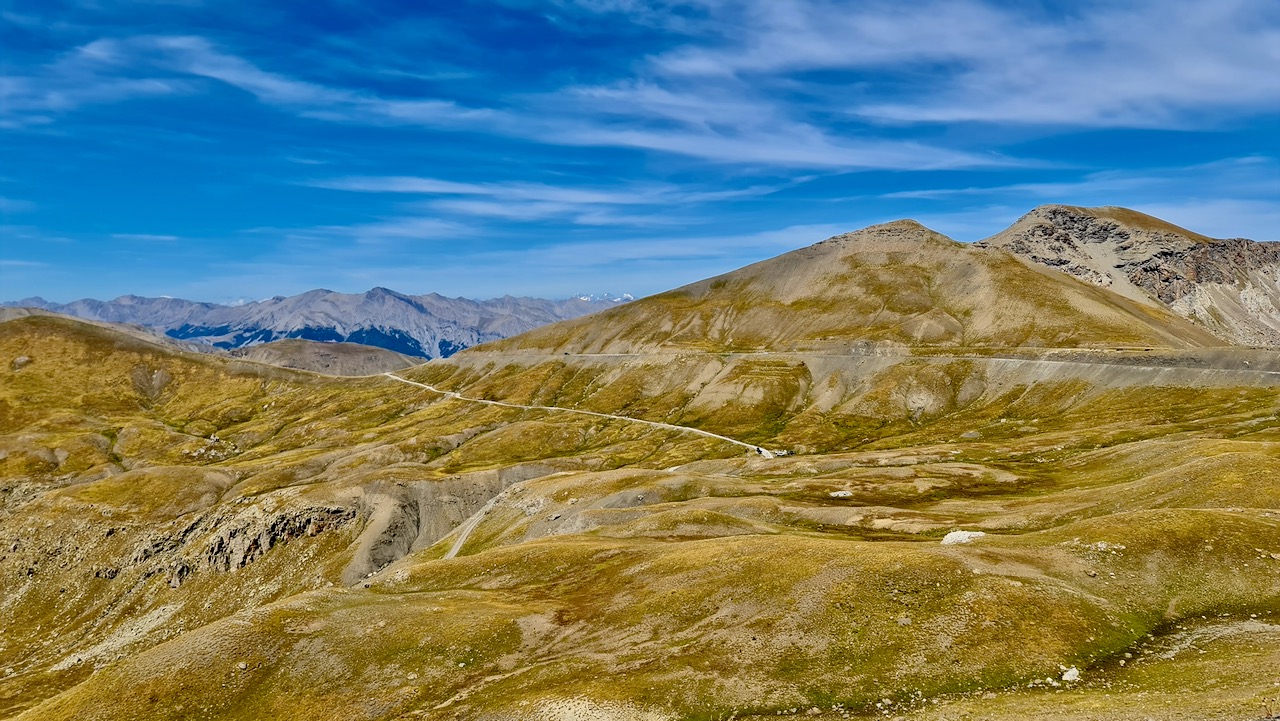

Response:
(232, 338), (419, 375)
(0, 315), (727, 716)
(16, 377), (1279, 720)
(3, 212), (1279, 721)
(477, 220), (1221, 354)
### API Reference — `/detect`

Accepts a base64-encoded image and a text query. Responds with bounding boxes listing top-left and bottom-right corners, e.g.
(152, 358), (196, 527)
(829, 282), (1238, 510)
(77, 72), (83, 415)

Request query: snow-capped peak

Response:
(573, 293), (633, 303)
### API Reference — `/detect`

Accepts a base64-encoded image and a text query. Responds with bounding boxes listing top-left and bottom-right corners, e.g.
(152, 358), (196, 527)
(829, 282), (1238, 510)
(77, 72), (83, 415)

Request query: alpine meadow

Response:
(4, 206), (1279, 720)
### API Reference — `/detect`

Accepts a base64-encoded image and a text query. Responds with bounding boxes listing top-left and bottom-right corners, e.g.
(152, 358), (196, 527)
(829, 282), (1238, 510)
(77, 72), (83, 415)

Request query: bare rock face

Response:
(980, 205), (1280, 346)
(127, 502), (358, 587)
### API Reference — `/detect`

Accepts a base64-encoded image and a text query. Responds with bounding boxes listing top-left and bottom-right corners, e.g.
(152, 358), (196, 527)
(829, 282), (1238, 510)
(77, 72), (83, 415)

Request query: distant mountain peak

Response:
(572, 293), (634, 303)
(2, 288), (624, 359)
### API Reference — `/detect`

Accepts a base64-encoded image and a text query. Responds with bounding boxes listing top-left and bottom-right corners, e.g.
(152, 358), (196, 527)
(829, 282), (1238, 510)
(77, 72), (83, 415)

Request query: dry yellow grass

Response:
(2, 214), (1277, 721)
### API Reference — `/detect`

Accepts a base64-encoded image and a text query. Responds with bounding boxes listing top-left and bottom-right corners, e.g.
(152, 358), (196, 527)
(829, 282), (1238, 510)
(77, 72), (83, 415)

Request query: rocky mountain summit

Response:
(979, 205), (1280, 346)
(484, 217), (1221, 355)
(6, 288), (625, 359)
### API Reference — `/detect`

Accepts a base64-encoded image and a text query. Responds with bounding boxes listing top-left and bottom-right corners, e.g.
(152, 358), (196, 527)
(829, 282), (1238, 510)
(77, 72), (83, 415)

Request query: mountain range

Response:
(5, 289), (630, 359)
(2, 205), (1278, 721)
(11, 204), (1275, 358)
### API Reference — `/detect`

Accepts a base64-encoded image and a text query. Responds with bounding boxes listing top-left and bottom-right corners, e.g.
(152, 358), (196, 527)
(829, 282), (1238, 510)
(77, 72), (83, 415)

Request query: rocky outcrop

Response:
(199, 505), (355, 573)
(127, 503), (358, 588)
(980, 205), (1280, 346)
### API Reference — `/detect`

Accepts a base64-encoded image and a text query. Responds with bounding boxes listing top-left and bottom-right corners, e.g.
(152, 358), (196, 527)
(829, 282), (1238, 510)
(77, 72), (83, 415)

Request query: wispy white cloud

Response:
(523, 73), (1015, 169)
(535, 114), (1007, 169)
(311, 175), (782, 203)
(7, 31), (1018, 170)
(428, 221), (856, 295)
(110, 233), (179, 241)
(189, 220), (854, 300)
(257, 215), (475, 247)
(312, 176), (662, 204)
(882, 173), (1166, 201)
(515, 222), (849, 268)
(424, 198), (687, 226)
(21, 35), (493, 130)
(1127, 199), (1280, 243)
(873, 156), (1280, 241)
(571, 0), (1280, 128)
(0, 10), (45, 27)
(309, 174), (792, 225)
(336, 216), (473, 242)
(0, 197), (36, 213)
(0, 224), (74, 244)
(144, 36), (350, 106)
(869, 156), (1280, 242)
(0, 40), (188, 128)
(146, 36), (496, 126)
(649, 0), (1013, 76)
(7, 1), (1278, 170)
(549, 0), (720, 33)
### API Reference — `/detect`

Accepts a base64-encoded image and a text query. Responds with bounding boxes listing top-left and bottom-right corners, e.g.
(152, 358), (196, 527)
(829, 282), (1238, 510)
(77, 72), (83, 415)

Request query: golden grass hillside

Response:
(0, 316), (731, 716)
(3, 213), (1279, 721)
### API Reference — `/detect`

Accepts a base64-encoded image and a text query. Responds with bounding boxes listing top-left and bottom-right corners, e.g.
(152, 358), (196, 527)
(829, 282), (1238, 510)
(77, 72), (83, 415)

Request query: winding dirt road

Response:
(382, 372), (773, 458)
(381, 372), (775, 560)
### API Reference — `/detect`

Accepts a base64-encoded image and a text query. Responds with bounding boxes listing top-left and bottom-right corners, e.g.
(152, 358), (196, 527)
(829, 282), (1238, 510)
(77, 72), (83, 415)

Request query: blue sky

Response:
(2, 0), (1278, 303)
